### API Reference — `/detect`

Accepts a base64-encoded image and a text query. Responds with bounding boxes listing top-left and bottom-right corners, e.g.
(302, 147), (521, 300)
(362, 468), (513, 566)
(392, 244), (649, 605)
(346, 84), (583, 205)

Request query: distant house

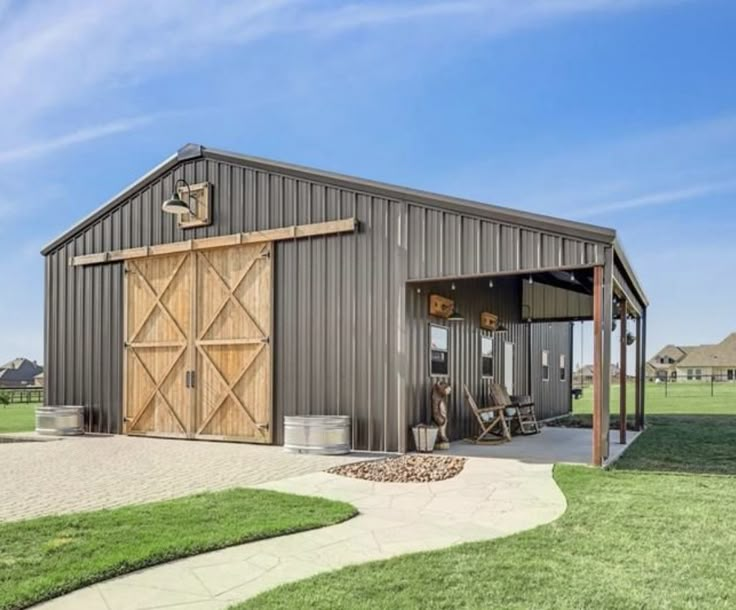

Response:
(647, 344), (689, 381)
(0, 358), (44, 388)
(574, 364), (621, 385)
(32, 372), (44, 388)
(675, 333), (736, 382)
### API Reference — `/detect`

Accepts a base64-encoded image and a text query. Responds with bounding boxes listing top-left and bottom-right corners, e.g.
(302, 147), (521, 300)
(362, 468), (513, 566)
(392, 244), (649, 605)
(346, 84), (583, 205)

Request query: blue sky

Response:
(0, 0), (735, 367)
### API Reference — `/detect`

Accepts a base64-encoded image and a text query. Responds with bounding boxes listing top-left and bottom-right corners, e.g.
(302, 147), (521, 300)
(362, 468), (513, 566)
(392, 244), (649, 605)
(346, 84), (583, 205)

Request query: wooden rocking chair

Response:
(489, 384), (540, 435)
(462, 385), (511, 444)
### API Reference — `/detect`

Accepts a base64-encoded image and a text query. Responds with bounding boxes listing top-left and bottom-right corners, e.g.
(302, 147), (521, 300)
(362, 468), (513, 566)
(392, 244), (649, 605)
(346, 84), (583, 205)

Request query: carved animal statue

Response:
(431, 381), (452, 448)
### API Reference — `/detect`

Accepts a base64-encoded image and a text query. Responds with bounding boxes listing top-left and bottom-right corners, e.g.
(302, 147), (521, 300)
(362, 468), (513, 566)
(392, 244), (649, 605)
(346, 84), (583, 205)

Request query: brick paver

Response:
(0, 434), (362, 522)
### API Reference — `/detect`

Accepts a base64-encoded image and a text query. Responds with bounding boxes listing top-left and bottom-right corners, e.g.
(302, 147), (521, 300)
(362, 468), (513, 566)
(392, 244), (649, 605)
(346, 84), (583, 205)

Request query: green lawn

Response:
(574, 381), (736, 415)
(237, 416), (736, 610)
(0, 489), (356, 610)
(0, 403), (38, 434)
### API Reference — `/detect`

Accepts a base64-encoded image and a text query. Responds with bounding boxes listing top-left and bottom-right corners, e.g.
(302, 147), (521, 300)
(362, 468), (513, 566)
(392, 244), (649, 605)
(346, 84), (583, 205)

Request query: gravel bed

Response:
(328, 454), (466, 483)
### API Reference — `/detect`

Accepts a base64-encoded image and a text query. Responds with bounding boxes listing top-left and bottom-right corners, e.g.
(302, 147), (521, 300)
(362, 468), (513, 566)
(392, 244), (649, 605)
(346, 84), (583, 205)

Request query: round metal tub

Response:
(283, 415), (351, 455)
(36, 406), (84, 436)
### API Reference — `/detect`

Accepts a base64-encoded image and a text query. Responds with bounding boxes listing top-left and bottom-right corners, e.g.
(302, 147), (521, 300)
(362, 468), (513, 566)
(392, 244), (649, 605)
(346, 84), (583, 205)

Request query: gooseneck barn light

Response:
(162, 179), (195, 215)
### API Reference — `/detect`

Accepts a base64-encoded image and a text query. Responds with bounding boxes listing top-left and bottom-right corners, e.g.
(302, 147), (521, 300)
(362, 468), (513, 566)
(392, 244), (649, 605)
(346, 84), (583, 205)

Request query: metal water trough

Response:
(35, 406), (84, 436)
(283, 415), (351, 455)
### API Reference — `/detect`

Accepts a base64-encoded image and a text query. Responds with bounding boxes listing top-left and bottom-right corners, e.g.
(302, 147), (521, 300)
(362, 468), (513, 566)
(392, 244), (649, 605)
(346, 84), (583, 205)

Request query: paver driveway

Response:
(34, 457), (566, 610)
(0, 434), (362, 522)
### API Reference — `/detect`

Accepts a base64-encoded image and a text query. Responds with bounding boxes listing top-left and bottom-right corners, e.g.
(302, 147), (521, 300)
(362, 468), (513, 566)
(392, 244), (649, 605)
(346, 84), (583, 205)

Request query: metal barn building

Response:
(42, 144), (648, 464)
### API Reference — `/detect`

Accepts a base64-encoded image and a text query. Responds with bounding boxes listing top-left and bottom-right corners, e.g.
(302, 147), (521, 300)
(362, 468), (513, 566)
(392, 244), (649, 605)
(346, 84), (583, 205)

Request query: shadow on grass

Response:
(612, 415), (736, 476)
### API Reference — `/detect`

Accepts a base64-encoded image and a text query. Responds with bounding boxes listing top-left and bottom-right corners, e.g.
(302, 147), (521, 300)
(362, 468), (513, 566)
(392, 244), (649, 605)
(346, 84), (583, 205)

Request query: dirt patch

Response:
(328, 455), (466, 483)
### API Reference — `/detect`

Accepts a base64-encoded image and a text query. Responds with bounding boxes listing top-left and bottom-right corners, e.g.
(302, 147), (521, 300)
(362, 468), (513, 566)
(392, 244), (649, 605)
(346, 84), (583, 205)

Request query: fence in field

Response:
(653, 374), (736, 398)
(0, 388), (44, 404)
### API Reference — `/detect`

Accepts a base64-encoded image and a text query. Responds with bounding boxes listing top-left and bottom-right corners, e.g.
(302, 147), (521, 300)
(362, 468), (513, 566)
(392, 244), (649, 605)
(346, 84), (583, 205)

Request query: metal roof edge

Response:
(202, 146), (618, 244)
(42, 142), (619, 255)
(613, 238), (649, 308)
(40, 146), (201, 255)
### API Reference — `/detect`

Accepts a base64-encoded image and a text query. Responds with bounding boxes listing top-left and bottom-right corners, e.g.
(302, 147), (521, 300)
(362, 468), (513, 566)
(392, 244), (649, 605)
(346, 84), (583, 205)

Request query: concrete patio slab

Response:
(0, 434), (364, 522)
(446, 427), (640, 465)
(34, 456), (566, 610)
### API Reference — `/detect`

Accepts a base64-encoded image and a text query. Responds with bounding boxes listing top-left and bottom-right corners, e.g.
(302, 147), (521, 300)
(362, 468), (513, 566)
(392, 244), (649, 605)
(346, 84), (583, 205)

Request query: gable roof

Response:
(648, 344), (688, 367)
(0, 358), (43, 382)
(677, 333), (736, 368)
(40, 143), (648, 306)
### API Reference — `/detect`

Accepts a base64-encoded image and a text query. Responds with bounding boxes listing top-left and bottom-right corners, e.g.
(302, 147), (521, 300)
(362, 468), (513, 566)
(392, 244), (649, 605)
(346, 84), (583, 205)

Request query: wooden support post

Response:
(641, 308), (647, 428)
(601, 247), (614, 461)
(592, 266), (603, 466)
(635, 316), (642, 431)
(619, 299), (627, 444)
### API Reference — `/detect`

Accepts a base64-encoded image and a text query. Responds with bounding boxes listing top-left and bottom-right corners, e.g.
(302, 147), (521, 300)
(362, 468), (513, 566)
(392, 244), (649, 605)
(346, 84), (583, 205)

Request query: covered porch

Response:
(404, 244), (648, 466)
(447, 427), (641, 465)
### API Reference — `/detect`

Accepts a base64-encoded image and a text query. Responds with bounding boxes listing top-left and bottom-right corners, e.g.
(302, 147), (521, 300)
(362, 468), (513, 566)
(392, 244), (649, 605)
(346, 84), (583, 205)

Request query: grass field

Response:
(574, 381), (736, 415)
(238, 415), (736, 609)
(0, 489), (356, 610)
(0, 403), (38, 434)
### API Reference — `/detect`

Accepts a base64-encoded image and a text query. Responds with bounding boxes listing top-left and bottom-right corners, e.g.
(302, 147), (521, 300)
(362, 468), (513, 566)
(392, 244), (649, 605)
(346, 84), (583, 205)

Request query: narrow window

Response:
(481, 335), (494, 379)
(559, 353), (566, 382)
(541, 350), (550, 382)
(430, 324), (449, 377)
(687, 369), (693, 380)
(728, 369), (734, 381)
(695, 368), (702, 381)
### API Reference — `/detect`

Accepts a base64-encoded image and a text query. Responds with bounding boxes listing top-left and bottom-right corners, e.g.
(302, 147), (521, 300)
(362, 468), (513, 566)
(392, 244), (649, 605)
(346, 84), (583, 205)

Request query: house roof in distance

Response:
(677, 333), (736, 368)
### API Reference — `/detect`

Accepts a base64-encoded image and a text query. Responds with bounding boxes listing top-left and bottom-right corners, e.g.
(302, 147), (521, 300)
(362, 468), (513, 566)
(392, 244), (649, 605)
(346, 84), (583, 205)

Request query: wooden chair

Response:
(462, 384), (511, 444)
(489, 384), (540, 435)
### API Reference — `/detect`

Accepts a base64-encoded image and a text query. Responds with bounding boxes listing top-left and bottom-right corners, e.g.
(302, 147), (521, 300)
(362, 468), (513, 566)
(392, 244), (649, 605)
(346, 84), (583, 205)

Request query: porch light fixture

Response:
(570, 272), (576, 282)
(447, 309), (464, 321)
(495, 323), (508, 333)
(162, 179), (195, 216)
(451, 282), (456, 291)
(528, 275), (533, 285)
(626, 332), (636, 346)
(488, 279), (494, 288)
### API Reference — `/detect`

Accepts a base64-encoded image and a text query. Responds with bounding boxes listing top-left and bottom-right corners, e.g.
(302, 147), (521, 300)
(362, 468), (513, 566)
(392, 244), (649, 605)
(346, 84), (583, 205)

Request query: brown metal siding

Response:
(44, 155), (600, 452)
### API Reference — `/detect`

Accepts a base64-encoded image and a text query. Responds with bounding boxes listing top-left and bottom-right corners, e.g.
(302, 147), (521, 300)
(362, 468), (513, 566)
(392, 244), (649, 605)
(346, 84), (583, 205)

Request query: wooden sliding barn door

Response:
(123, 243), (272, 443)
(194, 243), (272, 443)
(124, 253), (194, 438)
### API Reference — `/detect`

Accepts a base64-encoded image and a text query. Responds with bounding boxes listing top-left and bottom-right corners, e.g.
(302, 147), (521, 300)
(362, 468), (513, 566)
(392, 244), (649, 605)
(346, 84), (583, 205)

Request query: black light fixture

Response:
(447, 309), (464, 322)
(626, 332), (636, 346)
(162, 179), (194, 216)
(495, 323), (508, 333)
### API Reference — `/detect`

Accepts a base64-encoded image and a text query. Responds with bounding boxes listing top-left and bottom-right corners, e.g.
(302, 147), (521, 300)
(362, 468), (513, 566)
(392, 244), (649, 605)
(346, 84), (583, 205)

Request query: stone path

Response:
(35, 457), (566, 610)
(0, 434), (362, 521)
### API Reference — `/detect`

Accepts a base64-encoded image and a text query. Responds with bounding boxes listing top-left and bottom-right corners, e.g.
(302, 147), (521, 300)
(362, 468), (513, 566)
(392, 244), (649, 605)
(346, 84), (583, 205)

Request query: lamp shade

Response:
(161, 192), (191, 215)
(447, 310), (464, 321)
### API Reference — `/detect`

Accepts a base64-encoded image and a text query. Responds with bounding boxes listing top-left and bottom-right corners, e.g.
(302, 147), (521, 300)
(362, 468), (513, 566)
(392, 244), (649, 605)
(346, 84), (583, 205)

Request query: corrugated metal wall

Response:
(530, 322), (573, 420)
(44, 153), (604, 452)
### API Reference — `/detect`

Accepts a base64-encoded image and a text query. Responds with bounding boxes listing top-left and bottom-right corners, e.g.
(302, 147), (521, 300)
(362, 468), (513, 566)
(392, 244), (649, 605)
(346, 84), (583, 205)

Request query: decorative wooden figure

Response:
(431, 381), (452, 449)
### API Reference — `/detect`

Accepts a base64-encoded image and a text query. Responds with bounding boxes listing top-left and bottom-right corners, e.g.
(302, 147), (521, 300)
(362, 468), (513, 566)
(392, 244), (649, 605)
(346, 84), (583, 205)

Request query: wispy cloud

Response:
(0, 0), (680, 138)
(0, 115), (154, 165)
(577, 178), (736, 217)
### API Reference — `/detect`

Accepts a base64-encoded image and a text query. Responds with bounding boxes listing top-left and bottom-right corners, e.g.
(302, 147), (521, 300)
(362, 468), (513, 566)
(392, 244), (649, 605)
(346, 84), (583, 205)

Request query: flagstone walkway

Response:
(34, 457), (566, 610)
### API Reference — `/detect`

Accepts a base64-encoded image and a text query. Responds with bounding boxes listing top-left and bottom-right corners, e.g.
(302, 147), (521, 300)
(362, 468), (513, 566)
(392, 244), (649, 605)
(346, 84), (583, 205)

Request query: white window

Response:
(695, 369), (702, 380)
(430, 325), (449, 377)
(481, 335), (493, 379)
(559, 354), (566, 382)
(541, 350), (550, 382)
